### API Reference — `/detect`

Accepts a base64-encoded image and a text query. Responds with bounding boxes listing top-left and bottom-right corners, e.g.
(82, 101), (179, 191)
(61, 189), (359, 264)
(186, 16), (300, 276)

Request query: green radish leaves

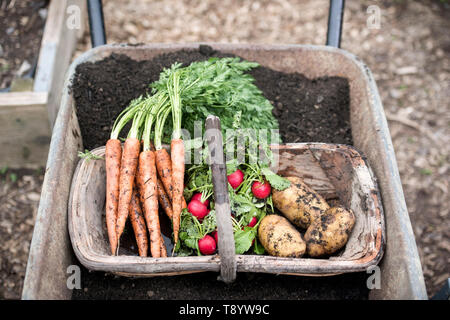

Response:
(150, 57), (279, 144)
(261, 167), (291, 191)
(176, 208), (217, 256)
(234, 227), (257, 255)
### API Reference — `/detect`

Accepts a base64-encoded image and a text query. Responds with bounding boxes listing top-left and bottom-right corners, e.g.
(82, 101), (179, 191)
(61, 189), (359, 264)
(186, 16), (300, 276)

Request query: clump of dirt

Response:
(71, 46), (352, 150)
(0, 0), (48, 90)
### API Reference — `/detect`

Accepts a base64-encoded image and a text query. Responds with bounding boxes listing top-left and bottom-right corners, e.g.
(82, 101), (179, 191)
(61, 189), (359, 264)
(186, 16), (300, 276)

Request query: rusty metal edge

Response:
(350, 56), (427, 300)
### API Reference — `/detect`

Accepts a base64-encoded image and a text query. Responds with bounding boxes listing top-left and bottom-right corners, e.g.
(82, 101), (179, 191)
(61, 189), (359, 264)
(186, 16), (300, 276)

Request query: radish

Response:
(248, 216), (258, 228)
(227, 169), (244, 189)
(191, 192), (210, 207)
(188, 199), (209, 220)
(248, 217), (258, 247)
(198, 235), (216, 255)
(211, 230), (218, 244)
(251, 180), (271, 199)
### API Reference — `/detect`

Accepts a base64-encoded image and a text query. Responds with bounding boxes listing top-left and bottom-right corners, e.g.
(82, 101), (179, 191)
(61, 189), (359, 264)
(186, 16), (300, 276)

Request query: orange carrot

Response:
(139, 150), (165, 257)
(155, 148), (187, 209)
(116, 137), (141, 245)
(153, 96), (187, 248)
(135, 170), (145, 207)
(129, 189), (148, 257)
(157, 178), (173, 220)
(155, 148), (173, 200)
(170, 138), (185, 245)
(105, 139), (122, 255)
(160, 237), (167, 257)
(150, 144), (174, 219)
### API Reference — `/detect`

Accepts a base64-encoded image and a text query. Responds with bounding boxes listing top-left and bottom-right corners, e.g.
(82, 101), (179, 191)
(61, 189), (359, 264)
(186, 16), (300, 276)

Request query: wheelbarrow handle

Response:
(87, 0), (345, 48)
(205, 115), (237, 284)
(87, 0), (106, 47)
(326, 0), (345, 48)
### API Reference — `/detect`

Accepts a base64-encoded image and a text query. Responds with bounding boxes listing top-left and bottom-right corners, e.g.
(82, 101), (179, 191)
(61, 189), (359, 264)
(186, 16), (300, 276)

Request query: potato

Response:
(304, 206), (356, 257)
(258, 214), (306, 258)
(272, 176), (330, 229)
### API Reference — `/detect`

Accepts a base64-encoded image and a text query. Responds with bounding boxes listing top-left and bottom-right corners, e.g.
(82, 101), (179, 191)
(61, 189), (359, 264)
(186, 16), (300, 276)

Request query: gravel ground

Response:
(1, 0), (448, 299)
(0, 0), (48, 89)
(0, 169), (44, 299)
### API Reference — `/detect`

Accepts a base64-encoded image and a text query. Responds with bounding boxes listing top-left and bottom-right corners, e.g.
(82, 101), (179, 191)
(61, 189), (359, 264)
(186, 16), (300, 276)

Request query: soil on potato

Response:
(71, 46), (362, 300)
(0, 0), (48, 90)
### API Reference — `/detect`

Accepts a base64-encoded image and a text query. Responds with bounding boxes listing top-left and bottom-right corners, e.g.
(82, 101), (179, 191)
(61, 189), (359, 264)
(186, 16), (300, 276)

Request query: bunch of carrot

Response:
(103, 57), (279, 257)
(104, 90), (186, 257)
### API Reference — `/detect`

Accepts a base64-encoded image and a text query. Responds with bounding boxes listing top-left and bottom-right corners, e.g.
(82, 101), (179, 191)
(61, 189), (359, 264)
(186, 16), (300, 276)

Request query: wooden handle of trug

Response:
(205, 115), (236, 284)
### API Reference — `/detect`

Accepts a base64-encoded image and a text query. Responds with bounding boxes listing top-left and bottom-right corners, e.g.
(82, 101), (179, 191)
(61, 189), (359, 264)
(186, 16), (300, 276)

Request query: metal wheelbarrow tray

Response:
(22, 43), (427, 300)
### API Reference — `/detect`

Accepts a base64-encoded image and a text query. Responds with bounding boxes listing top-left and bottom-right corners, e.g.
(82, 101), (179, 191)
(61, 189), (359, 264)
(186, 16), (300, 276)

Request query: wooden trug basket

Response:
(68, 118), (385, 281)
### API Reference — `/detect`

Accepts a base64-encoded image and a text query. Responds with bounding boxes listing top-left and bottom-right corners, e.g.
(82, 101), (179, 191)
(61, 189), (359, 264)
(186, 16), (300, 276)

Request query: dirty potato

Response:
(272, 176), (330, 229)
(304, 206), (356, 257)
(258, 214), (306, 258)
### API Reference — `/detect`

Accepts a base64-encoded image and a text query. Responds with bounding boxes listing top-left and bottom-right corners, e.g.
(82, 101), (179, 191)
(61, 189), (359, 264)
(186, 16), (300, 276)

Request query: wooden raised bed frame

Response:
(0, 0), (85, 168)
(23, 43), (427, 300)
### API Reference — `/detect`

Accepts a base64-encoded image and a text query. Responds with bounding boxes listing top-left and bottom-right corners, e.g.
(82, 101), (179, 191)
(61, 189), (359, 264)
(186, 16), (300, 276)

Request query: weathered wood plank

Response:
(0, 92), (47, 106)
(272, 145), (338, 199)
(34, 0), (87, 127)
(0, 0), (85, 169)
(205, 115), (237, 283)
(0, 92), (50, 168)
(22, 95), (83, 300)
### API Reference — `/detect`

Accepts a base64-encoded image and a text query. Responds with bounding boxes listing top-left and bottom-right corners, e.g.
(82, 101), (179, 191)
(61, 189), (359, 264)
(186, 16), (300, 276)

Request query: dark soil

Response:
(0, 167), (44, 299)
(0, 0), (48, 90)
(72, 45), (352, 150)
(71, 46), (363, 300)
(251, 67), (352, 144)
(73, 268), (368, 300)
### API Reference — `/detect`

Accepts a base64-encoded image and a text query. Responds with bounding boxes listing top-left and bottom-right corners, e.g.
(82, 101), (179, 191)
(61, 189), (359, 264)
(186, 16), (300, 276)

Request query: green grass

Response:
(9, 173), (17, 183)
(0, 166), (8, 175)
(420, 168), (433, 176)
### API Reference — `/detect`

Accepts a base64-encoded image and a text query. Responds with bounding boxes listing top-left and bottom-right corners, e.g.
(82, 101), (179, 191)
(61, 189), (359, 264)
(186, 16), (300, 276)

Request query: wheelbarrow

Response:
(22, 0), (428, 300)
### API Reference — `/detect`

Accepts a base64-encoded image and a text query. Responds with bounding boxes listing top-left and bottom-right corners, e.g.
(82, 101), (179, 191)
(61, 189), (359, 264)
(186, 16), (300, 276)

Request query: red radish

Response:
(198, 235), (216, 255)
(248, 216), (258, 228)
(188, 200), (208, 220)
(211, 230), (218, 243)
(240, 224), (256, 246)
(248, 217), (258, 246)
(191, 192), (210, 207)
(227, 169), (244, 189)
(251, 180), (271, 199)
